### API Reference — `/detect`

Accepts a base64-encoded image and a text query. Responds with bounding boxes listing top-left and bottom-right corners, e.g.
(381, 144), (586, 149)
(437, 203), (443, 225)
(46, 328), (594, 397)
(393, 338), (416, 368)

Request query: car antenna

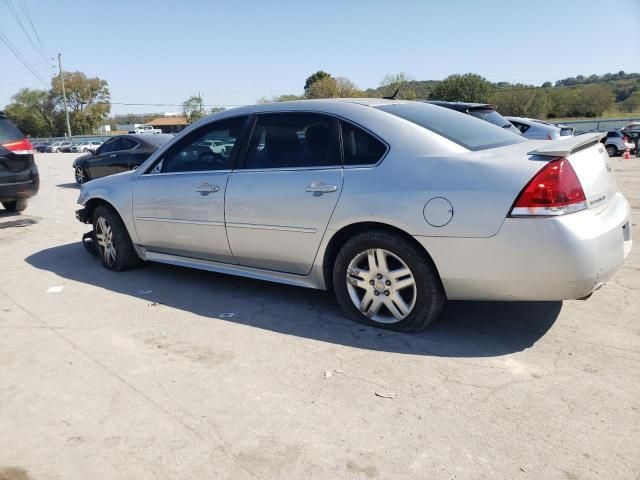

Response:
(382, 87), (400, 100)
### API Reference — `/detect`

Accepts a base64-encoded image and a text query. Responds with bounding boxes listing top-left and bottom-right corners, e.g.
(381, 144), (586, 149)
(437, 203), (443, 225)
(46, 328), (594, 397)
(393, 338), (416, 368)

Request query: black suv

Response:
(0, 111), (39, 212)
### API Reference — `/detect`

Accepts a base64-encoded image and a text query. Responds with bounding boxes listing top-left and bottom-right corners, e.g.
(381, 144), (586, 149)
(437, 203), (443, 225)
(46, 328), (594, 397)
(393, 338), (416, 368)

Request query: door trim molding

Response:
(226, 222), (317, 234)
(135, 217), (225, 227)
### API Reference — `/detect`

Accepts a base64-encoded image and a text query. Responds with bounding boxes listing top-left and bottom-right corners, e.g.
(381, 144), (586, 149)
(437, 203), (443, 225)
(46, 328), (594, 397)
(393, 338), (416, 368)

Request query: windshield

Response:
(376, 103), (525, 151)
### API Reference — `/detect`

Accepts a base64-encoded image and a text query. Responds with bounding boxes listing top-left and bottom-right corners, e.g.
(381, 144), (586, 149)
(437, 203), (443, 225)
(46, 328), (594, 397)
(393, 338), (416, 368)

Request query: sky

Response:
(1, 0), (639, 115)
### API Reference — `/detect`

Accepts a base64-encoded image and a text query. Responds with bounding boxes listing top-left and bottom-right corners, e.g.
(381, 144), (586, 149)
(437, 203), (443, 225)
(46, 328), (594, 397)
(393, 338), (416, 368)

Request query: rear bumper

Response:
(418, 192), (632, 301)
(0, 175), (39, 202)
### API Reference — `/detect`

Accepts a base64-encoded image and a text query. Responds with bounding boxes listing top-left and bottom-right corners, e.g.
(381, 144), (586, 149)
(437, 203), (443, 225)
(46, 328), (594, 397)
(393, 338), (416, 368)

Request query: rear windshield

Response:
(376, 103), (525, 151)
(0, 118), (25, 143)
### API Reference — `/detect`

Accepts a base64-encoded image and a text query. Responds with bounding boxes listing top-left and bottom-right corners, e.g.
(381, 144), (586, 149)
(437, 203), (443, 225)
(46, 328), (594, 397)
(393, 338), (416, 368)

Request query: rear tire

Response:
(332, 230), (445, 332)
(92, 205), (140, 271)
(2, 199), (28, 212)
(605, 144), (618, 157)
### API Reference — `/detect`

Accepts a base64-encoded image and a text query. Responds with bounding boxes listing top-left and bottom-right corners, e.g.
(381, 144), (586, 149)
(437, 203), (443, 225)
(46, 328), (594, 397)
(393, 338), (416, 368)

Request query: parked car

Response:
(0, 111), (39, 212)
(34, 141), (51, 153)
(506, 117), (574, 140)
(46, 141), (72, 153)
(75, 99), (631, 332)
(598, 130), (635, 156)
(134, 125), (163, 135)
(426, 101), (522, 135)
(201, 139), (227, 153)
(71, 142), (92, 153)
(85, 141), (103, 153)
(60, 142), (78, 153)
(73, 134), (173, 185)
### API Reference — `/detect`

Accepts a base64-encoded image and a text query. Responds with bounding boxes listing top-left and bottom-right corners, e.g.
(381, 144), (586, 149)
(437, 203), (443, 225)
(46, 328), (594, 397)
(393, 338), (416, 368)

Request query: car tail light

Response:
(510, 158), (587, 216)
(1, 138), (34, 154)
(546, 133), (552, 140)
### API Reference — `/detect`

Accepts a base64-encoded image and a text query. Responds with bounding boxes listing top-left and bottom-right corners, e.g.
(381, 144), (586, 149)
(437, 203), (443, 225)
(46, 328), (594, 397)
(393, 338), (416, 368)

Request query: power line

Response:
(0, 58), (51, 76)
(0, 28), (48, 87)
(3, 0), (51, 65)
(16, 0), (51, 60)
(0, 64), (54, 83)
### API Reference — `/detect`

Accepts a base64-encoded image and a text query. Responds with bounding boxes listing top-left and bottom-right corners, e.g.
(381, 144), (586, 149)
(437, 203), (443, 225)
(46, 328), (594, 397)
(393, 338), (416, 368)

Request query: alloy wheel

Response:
(95, 216), (116, 267)
(75, 166), (87, 184)
(345, 248), (417, 324)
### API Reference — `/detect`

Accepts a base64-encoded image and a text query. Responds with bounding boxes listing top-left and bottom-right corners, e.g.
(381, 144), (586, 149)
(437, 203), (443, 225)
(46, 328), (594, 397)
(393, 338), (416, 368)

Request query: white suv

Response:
(601, 130), (635, 157)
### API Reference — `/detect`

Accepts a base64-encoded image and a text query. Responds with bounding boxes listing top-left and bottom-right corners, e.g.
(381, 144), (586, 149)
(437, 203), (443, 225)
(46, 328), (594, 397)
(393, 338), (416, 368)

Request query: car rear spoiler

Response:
(528, 132), (606, 157)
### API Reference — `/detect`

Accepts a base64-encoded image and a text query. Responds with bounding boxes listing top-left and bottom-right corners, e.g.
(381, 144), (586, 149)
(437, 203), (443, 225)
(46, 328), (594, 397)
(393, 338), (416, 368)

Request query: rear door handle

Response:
(196, 183), (220, 196)
(306, 182), (338, 195)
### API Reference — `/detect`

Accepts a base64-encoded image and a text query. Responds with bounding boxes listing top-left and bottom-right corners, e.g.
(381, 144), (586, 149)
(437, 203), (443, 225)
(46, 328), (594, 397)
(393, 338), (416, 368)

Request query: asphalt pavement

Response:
(0, 153), (638, 480)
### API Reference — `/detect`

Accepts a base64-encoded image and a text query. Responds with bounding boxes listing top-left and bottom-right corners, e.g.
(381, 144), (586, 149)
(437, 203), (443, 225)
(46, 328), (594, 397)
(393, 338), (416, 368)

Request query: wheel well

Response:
(322, 221), (440, 291)
(84, 198), (117, 222)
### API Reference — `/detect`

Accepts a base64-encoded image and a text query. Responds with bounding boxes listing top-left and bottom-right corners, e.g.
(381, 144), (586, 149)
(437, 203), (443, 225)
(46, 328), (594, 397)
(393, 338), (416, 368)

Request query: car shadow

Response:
(56, 183), (80, 189)
(25, 242), (562, 358)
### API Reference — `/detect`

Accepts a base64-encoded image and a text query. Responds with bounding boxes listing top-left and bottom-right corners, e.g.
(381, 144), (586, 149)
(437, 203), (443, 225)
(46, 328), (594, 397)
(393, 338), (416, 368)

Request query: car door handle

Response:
(306, 182), (338, 195)
(108, 154), (117, 158)
(196, 183), (220, 196)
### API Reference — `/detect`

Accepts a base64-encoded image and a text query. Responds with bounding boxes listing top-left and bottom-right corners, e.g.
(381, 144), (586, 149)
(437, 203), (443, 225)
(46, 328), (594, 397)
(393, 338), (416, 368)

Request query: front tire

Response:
(332, 230), (445, 332)
(75, 166), (90, 185)
(2, 199), (28, 212)
(605, 144), (618, 157)
(92, 205), (140, 271)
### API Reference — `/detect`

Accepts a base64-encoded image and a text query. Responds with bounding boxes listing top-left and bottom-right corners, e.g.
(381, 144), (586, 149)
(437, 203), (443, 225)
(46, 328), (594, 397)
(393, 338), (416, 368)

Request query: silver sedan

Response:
(75, 99), (632, 332)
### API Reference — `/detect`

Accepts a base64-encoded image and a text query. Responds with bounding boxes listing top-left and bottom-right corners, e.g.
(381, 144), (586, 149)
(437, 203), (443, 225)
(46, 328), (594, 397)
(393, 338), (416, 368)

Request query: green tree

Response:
(305, 76), (339, 99)
(489, 85), (550, 118)
(256, 94), (303, 104)
(3, 88), (57, 136)
(182, 94), (205, 123)
(541, 81), (552, 88)
(577, 84), (615, 117)
(430, 73), (492, 102)
(335, 77), (362, 97)
(379, 72), (415, 99)
(51, 71), (111, 134)
(304, 71), (331, 93)
(621, 91), (640, 113)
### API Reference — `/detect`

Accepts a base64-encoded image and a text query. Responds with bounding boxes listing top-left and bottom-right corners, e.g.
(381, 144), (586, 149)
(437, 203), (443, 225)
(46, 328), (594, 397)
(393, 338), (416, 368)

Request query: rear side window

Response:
(0, 118), (24, 142)
(376, 103), (525, 151)
(244, 113), (340, 169)
(341, 121), (386, 165)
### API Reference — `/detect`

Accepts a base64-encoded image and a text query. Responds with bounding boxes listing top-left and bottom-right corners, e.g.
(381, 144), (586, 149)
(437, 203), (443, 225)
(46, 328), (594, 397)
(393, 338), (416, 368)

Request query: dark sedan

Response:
(73, 134), (173, 185)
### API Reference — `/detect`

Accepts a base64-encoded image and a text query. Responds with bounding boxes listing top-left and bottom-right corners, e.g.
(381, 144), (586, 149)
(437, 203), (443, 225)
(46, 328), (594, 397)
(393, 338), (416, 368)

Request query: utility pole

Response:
(58, 53), (72, 138)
